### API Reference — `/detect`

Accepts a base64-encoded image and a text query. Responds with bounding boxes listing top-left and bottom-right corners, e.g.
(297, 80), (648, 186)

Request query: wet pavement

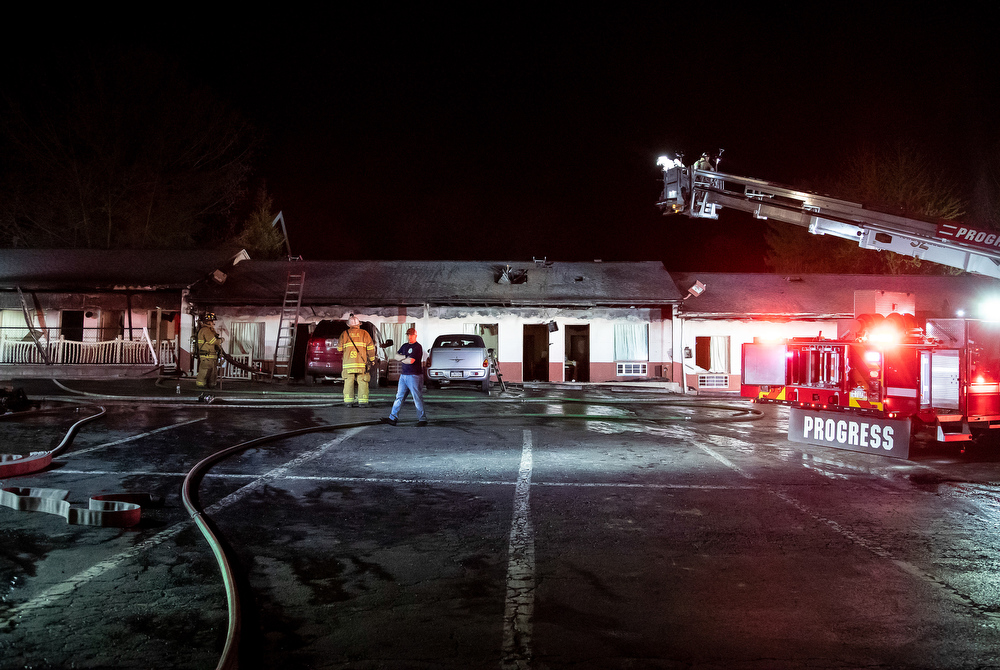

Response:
(3, 378), (1000, 668)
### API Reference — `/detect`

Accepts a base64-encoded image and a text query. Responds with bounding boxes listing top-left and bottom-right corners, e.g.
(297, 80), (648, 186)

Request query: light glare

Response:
(979, 299), (1000, 321)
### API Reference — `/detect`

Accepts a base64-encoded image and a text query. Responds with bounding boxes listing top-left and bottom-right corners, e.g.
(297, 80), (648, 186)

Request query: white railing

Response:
(0, 339), (48, 364)
(193, 353), (257, 380)
(159, 341), (178, 370)
(219, 353), (254, 380)
(0, 327), (168, 367)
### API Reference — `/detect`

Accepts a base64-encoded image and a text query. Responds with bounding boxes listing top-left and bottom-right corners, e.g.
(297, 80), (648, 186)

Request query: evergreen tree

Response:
(236, 186), (287, 259)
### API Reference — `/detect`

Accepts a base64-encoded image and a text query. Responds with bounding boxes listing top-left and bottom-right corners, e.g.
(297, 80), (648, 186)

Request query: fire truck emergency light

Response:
(979, 299), (1000, 321)
(867, 324), (903, 344)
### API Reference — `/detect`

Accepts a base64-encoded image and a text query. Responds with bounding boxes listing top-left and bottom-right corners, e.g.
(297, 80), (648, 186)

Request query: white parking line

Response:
(501, 429), (535, 670)
(67, 418), (207, 456)
(0, 429), (363, 628)
(696, 442), (984, 612)
(53, 469), (754, 491)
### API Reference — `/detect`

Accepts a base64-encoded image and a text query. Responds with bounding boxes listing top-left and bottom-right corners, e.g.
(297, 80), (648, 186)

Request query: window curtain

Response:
(710, 335), (730, 373)
(1, 309), (31, 341)
(380, 323), (413, 352)
(614, 323), (648, 361)
(229, 322), (265, 359)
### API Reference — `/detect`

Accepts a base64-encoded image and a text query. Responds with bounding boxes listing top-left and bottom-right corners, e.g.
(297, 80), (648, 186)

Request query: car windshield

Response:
(433, 335), (485, 348)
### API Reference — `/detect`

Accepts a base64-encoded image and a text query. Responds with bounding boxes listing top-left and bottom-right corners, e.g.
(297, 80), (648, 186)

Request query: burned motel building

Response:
(3, 249), (997, 391)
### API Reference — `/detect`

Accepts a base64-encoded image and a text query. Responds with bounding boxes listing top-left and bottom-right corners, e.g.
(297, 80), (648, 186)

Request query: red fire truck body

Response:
(656, 156), (1000, 457)
(741, 316), (1000, 457)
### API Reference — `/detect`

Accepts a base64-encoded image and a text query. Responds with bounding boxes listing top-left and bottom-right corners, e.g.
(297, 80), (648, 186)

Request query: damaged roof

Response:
(671, 272), (1000, 319)
(0, 248), (247, 291)
(191, 260), (684, 307)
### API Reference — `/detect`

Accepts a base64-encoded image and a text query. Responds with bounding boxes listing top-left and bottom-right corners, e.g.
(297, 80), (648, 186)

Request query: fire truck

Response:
(656, 155), (1000, 458)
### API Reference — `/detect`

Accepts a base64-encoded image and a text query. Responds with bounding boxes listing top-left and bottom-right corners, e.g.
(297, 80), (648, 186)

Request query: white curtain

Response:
(710, 335), (730, 373)
(614, 323), (648, 361)
(1, 309), (31, 341)
(229, 322), (265, 360)
(380, 323), (413, 352)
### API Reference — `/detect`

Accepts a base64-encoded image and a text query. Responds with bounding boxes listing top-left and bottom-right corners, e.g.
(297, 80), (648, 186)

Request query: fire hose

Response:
(5, 385), (762, 669)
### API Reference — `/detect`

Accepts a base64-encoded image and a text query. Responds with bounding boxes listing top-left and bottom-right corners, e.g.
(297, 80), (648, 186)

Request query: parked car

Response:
(425, 334), (492, 392)
(304, 320), (393, 386)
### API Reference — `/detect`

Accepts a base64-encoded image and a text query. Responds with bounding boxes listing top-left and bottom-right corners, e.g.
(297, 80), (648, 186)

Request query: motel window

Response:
(380, 323), (414, 352)
(614, 323), (648, 362)
(381, 323), (415, 377)
(1, 309), (33, 341)
(229, 322), (265, 362)
(464, 323), (499, 356)
(695, 336), (730, 373)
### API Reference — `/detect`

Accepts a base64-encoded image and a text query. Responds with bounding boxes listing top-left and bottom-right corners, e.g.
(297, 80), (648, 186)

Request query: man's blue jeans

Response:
(390, 374), (427, 421)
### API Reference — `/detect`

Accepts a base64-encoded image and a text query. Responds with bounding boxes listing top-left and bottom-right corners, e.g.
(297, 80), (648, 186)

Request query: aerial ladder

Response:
(656, 156), (1000, 279)
(655, 154), (1000, 457)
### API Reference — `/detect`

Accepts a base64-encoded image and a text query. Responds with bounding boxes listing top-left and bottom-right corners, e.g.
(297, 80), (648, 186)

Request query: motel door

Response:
(565, 324), (589, 382)
(523, 324), (550, 382)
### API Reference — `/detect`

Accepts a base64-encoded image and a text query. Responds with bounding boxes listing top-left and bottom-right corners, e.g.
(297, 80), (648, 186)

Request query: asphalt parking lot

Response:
(4, 378), (1000, 669)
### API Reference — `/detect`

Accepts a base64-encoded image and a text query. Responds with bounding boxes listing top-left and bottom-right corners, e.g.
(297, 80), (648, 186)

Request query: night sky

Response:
(5, 11), (996, 271)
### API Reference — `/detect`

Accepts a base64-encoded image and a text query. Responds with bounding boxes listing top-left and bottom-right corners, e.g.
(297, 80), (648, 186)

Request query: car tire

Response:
(482, 377), (491, 393)
(369, 366), (380, 389)
(378, 365), (389, 387)
(305, 374), (315, 386)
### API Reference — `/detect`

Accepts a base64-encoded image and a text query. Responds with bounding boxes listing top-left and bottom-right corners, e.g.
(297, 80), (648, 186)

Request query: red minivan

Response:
(305, 319), (393, 386)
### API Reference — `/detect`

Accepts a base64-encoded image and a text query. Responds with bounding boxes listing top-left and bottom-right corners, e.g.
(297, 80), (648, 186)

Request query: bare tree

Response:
(0, 48), (256, 249)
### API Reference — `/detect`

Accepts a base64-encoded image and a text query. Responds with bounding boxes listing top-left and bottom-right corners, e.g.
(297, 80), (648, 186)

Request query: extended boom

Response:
(656, 159), (1000, 279)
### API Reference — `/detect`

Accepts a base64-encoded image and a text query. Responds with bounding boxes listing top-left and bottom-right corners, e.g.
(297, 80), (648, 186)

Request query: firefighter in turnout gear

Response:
(196, 313), (224, 390)
(338, 315), (376, 407)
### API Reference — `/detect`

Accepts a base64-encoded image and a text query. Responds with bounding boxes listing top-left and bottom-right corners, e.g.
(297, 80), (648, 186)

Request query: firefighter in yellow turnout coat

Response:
(196, 313), (224, 389)
(338, 316), (376, 407)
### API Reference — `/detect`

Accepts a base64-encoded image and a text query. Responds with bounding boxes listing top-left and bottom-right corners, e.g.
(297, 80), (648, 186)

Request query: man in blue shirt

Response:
(382, 327), (427, 426)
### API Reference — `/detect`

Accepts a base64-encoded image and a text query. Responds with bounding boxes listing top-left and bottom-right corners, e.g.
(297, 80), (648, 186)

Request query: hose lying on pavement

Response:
(0, 400), (106, 478)
(0, 401), (147, 527)
(16, 380), (762, 670)
(182, 404), (762, 670)
(181, 420), (377, 670)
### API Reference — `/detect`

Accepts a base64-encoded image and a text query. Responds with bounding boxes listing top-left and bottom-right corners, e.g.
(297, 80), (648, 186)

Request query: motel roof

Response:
(670, 272), (1000, 320)
(191, 260), (685, 308)
(0, 248), (247, 292)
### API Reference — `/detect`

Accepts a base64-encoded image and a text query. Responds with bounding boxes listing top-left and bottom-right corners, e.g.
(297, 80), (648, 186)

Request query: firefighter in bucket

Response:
(196, 312), (225, 390)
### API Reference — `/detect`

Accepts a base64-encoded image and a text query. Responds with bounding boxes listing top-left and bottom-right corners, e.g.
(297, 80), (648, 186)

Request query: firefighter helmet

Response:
(202, 312), (217, 323)
(348, 315), (361, 327)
